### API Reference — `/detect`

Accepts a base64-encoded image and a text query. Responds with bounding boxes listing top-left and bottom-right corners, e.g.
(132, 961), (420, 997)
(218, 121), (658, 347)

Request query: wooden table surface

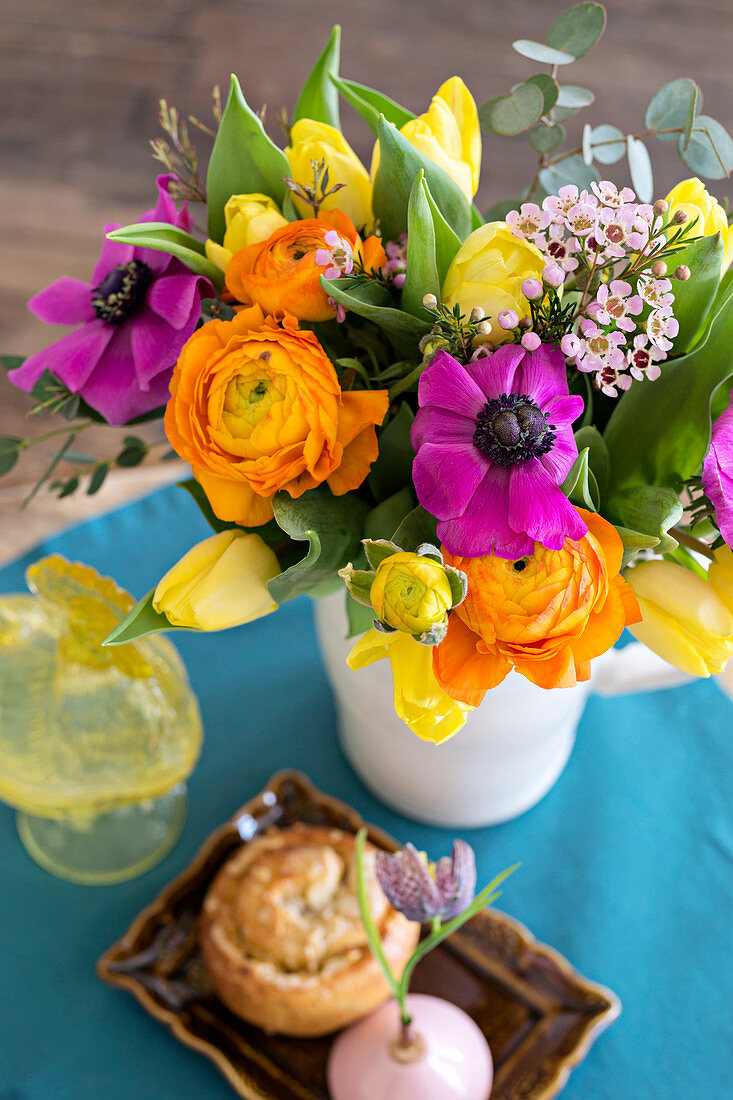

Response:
(2, 0), (732, 565)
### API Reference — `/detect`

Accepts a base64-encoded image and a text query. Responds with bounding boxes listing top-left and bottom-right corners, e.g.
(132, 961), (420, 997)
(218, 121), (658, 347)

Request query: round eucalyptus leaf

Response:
(482, 82), (544, 136)
(582, 123), (593, 165)
(626, 137), (654, 203)
(645, 78), (700, 143)
(525, 73), (559, 113)
(540, 154), (598, 195)
(679, 116), (733, 180)
(546, 2), (607, 59)
(556, 85), (595, 110)
(590, 124), (626, 164)
(552, 105), (581, 123)
(529, 122), (566, 155)
(512, 39), (575, 65)
(483, 196), (525, 222)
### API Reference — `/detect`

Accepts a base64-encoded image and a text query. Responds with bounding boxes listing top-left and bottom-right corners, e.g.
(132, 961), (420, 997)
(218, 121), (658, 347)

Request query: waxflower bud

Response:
(673, 265), (691, 281)
(521, 277), (544, 301)
(475, 320), (492, 336)
(371, 552), (454, 635)
(521, 331), (541, 351)
(497, 309), (519, 330)
(653, 199), (669, 218)
(651, 260), (668, 277)
(542, 264), (565, 288)
(671, 209), (689, 225)
(518, 316), (533, 330)
(470, 306), (486, 322)
(422, 292), (438, 310)
(561, 333), (580, 357)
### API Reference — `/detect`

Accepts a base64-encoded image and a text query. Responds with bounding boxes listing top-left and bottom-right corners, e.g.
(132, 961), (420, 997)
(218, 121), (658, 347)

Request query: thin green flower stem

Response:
(671, 527), (716, 561)
(13, 421), (94, 451)
(355, 828), (408, 1021)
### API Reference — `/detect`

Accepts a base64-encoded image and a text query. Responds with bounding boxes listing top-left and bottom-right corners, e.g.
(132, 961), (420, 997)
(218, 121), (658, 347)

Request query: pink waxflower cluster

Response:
(507, 181), (679, 396)
(382, 233), (408, 289)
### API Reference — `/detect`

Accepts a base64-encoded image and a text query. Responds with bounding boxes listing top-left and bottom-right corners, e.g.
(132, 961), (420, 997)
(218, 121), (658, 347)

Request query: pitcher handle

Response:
(591, 641), (693, 697)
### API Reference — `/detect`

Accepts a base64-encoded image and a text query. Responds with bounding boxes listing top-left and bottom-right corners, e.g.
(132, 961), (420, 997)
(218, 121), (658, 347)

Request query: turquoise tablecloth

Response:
(1, 484), (731, 1099)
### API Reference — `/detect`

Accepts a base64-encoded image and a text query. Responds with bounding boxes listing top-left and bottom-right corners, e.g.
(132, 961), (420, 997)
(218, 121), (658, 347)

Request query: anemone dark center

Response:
(91, 260), (153, 324)
(473, 393), (555, 467)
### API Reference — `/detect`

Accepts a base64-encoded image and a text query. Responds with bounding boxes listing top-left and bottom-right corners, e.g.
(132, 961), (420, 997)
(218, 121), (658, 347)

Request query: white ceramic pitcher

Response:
(314, 592), (692, 828)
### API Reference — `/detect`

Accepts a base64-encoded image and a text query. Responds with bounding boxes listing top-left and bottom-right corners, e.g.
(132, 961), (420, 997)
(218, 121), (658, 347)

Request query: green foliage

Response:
(556, 85), (595, 109)
(645, 78), (700, 145)
(364, 487), (415, 542)
(345, 591), (375, 637)
(401, 173), (461, 317)
(1, 355), (25, 373)
(484, 196), (525, 222)
(604, 288), (733, 493)
(330, 75), (415, 135)
(369, 402), (415, 501)
(177, 477), (239, 534)
(525, 74), (559, 113)
(626, 136), (653, 203)
(480, 82), (544, 136)
(529, 123), (565, 155)
(293, 25), (341, 129)
(206, 75), (290, 242)
(561, 448), (600, 511)
(512, 40), (575, 66)
(0, 437), (21, 477)
(574, 425), (610, 500)
(585, 124), (626, 164)
(86, 463), (109, 496)
(545, 3), (607, 58)
(102, 590), (195, 647)
(106, 223), (224, 288)
(322, 276), (429, 359)
(668, 234), (723, 353)
(680, 116), (733, 180)
(609, 485), (683, 554)
(391, 505), (438, 551)
(267, 486), (369, 604)
(372, 116), (472, 242)
(539, 154), (598, 195)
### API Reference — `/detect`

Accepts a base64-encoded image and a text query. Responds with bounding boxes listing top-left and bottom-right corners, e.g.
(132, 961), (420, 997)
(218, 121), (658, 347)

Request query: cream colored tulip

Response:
(153, 530), (280, 631)
(627, 559), (733, 677)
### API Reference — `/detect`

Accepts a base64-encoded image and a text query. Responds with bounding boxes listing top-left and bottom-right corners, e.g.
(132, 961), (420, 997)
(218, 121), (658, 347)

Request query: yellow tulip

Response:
(665, 177), (733, 272)
(626, 559), (733, 677)
(205, 194), (288, 272)
(372, 77), (481, 202)
(708, 546), (733, 616)
(285, 119), (373, 230)
(442, 221), (546, 343)
(347, 627), (472, 744)
(153, 530), (280, 631)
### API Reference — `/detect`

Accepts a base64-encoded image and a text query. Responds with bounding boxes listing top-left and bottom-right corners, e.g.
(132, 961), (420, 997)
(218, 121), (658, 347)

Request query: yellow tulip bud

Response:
(665, 177), (733, 273)
(285, 119), (373, 230)
(153, 530), (280, 631)
(371, 77), (481, 203)
(205, 193), (288, 272)
(627, 559), (733, 677)
(442, 222), (546, 344)
(370, 552), (453, 635)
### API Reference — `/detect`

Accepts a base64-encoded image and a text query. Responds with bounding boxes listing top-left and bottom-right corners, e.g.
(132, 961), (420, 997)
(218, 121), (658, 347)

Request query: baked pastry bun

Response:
(200, 823), (420, 1037)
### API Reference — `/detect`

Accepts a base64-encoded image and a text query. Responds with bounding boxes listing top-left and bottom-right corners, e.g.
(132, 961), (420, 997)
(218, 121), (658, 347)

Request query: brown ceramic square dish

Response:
(97, 771), (619, 1100)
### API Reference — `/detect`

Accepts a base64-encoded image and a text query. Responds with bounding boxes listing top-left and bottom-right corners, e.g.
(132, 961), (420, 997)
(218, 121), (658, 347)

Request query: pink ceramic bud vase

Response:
(327, 994), (493, 1100)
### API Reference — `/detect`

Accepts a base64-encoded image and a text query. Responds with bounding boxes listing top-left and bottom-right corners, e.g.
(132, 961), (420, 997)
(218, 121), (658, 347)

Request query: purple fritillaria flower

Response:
(8, 174), (213, 425)
(376, 840), (477, 924)
(410, 344), (587, 558)
(703, 389), (733, 545)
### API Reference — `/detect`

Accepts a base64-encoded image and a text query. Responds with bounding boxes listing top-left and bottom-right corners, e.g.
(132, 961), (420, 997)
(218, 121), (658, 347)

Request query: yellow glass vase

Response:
(0, 555), (202, 884)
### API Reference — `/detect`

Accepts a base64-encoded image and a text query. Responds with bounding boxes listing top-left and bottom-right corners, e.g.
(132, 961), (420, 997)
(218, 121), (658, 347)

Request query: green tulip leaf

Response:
(666, 233), (723, 353)
(364, 487), (415, 542)
(330, 75), (415, 135)
(605, 281), (733, 493)
(293, 25), (341, 129)
(106, 223), (223, 288)
(402, 172), (461, 317)
(372, 115), (472, 242)
(391, 505), (438, 551)
(102, 590), (196, 646)
(626, 137), (653, 203)
(322, 275), (430, 359)
(561, 448), (599, 511)
(207, 75), (290, 242)
(512, 40), (575, 66)
(369, 402), (416, 501)
(480, 82), (544, 137)
(609, 486), (683, 555)
(679, 116), (733, 180)
(546, 2), (607, 58)
(268, 486), (369, 604)
(645, 78), (700, 145)
(574, 425), (610, 501)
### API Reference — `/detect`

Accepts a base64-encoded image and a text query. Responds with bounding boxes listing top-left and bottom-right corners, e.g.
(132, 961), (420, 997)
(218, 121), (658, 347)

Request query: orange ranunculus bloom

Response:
(164, 305), (389, 526)
(225, 210), (360, 323)
(433, 509), (641, 700)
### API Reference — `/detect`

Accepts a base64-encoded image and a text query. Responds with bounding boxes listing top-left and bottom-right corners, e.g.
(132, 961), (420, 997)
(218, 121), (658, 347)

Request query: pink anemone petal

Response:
(509, 462), (588, 549)
(129, 307), (180, 388)
(8, 320), (113, 394)
(79, 327), (170, 424)
(411, 406), (476, 451)
(411, 441), (487, 520)
(92, 225), (134, 284)
(464, 343), (525, 399)
(702, 396), (733, 544)
(146, 273), (210, 330)
(28, 278), (95, 326)
(542, 393), (585, 425)
(438, 464), (535, 559)
(417, 351), (486, 419)
(516, 343), (569, 406)
(539, 428), (578, 482)
(151, 173), (191, 232)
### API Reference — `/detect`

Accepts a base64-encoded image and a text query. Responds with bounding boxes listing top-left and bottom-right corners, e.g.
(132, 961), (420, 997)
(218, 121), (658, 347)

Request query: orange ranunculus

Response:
(225, 210), (360, 323)
(358, 234), (388, 273)
(164, 305), (389, 526)
(433, 509), (641, 700)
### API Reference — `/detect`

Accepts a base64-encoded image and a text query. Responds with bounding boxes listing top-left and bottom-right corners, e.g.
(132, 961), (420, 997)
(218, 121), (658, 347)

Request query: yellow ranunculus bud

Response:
(347, 628), (472, 743)
(442, 222), (545, 344)
(205, 194), (289, 272)
(285, 119), (373, 230)
(626, 559), (733, 677)
(153, 530), (280, 631)
(371, 77), (481, 203)
(665, 177), (733, 272)
(370, 552), (454, 635)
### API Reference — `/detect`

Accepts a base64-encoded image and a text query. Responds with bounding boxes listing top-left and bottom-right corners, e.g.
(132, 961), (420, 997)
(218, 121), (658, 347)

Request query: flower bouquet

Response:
(5, 4), (733, 796)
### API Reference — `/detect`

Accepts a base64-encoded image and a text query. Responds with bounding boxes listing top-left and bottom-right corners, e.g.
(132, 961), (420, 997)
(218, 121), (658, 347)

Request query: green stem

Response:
(355, 829), (406, 1017)
(16, 421), (93, 451)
